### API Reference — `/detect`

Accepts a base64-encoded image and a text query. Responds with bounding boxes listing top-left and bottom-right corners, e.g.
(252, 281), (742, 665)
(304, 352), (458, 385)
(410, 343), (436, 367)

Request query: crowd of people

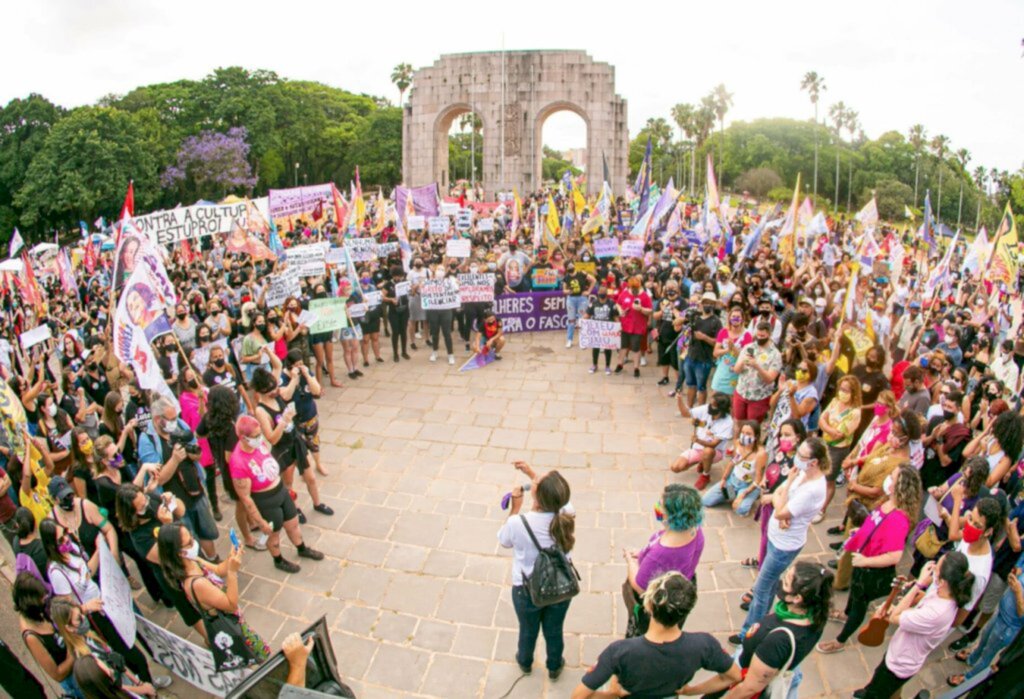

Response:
(0, 180), (1021, 699)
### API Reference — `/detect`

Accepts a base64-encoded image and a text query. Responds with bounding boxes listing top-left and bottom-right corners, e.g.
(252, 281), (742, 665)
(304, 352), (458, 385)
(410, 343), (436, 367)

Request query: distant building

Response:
(564, 147), (588, 171)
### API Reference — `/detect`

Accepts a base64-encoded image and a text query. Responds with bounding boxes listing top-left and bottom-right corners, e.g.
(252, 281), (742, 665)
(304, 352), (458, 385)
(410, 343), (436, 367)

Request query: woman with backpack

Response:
(498, 461), (576, 680)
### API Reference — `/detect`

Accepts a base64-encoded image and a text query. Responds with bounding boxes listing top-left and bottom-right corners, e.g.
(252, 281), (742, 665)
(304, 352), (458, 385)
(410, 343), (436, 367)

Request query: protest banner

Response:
(446, 238), (471, 258)
(99, 539), (136, 646)
(440, 202), (460, 216)
(395, 281), (410, 297)
(377, 242), (398, 258)
(135, 615), (248, 697)
(458, 273), (495, 303)
(621, 240), (644, 258)
(594, 238), (620, 258)
(478, 217), (495, 232)
(455, 208), (473, 231)
(346, 237), (378, 262)
(363, 290), (383, 307)
(493, 291), (568, 334)
(347, 303), (367, 319)
(324, 247), (346, 266)
(268, 184), (334, 228)
(285, 244), (327, 276)
(265, 268), (300, 308)
(428, 216), (450, 234)
(578, 319), (621, 349)
(308, 298), (348, 333)
(530, 267), (560, 290)
(134, 203), (247, 246)
(407, 215), (425, 230)
(19, 323), (51, 350)
(419, 280), (461, 310)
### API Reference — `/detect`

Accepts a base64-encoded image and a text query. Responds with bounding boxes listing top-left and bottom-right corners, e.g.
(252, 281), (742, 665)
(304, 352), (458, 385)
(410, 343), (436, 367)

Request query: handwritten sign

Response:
(99, 539), (136, 646)
(347, 303), (367, 319)
(621, 240), (644, 258)
(440, 202), (460, 216)
(285, 244), (326, 277)
(346, 237), (378, 262)
(478, 218), (495, 232)
(324, 247), (346, 266)
(377, 242), (399, 258)
(419, 280), (461, 310)
(407, 215), (425, 230)
(19, 324), (52, 350)
(458, 273), (495, 303)
(428, 217), (450, 235)
(579, 319), (621, 350)
(530, 267), (559, 290)
(308, 298), (347, 333)
(135, 615), (248, 697)
(446, 238), (471, 258)
(265, 269), (300, 308)
(363, 290), (383, 308)
(594, 238), (620, 258)
(133, 203), (247, 246)
(395, 281), (410, 297)
(455, 208), (473, 231)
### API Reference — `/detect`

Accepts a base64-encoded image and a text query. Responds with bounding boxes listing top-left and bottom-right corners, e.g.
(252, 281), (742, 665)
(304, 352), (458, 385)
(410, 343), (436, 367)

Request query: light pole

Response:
(294, 162), (299, 188)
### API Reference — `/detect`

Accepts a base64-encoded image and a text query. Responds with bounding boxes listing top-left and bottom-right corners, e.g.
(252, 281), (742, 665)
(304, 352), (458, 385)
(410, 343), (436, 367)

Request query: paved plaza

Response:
(134, 330), (959, 698)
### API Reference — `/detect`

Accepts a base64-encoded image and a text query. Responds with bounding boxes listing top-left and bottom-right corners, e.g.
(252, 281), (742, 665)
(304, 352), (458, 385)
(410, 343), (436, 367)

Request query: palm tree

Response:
(988, 167), (999, 199)
(844, 109), (859, 211)
(955, 148), (970, 227)
(908, 124), (927, 206)
(710, 84), (733, 187)
(391, 63), (414, 106)
(671, 103), (698, 195)
(696, 96), (717, 192)
(828, 102), (847, 211)
(930, 134), (950, 222)
(800, 71), (826, 199)
(459, 113), (483, 186)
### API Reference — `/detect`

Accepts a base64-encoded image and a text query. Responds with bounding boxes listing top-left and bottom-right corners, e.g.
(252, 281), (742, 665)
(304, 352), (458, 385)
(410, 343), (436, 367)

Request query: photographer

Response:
(682, 291), (723, 409)
(139, 397), (220, 561)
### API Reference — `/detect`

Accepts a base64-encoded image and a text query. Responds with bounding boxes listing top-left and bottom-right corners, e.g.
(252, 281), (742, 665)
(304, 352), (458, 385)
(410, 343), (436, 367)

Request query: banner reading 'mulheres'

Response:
(493, 291), (567, 334)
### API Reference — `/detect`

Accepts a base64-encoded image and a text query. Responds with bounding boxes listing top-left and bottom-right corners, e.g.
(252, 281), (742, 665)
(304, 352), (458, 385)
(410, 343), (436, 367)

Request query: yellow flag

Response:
(545, 194), (561, 237)
(777, 173), (802, 265)
(573, 188), (587, 217)
(988, 203), (1018, 285)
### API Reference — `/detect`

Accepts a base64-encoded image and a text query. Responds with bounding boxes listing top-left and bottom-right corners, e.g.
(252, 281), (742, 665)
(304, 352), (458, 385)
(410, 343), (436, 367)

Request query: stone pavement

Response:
(133, 330), (961, 698)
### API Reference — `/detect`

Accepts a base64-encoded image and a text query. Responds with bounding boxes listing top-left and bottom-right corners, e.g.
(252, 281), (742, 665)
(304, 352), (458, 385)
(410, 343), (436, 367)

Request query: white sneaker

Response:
(430, 352), (437, 362)
(640, 357), (648, 367)
(415, 332), (422, 339)
(153, 675), (173, 689)
(566, 340), (573, 348)
(589, 366), (597, 374)
(448, 355), (455, 365)
(253, 532), (269, 551)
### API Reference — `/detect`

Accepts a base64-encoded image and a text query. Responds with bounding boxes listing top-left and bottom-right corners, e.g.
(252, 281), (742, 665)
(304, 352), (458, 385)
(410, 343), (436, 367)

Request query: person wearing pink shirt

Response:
(613, 275), (652, 379)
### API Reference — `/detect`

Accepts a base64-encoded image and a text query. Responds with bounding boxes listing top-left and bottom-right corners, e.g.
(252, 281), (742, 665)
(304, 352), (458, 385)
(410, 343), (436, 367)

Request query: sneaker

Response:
(836, 472), (847, 487)
(589, 366), (597, 374)
(153, 675), (173, 689)
(827, 525), (845, 536)
(566, 340), (573, 348)
(517, 662), (532, 675)
(415, 332), (422, 339)
(212, 509), (223, 522)
(812, 511), (825, 524)
(354, 370), (364, 377)
(448, 355), (455, 365)
(827, 559), (838, 570)
(614, 365), (624, 374)
(949, 632), (977, 652)
(829, 541), (844, 551)
(402, 352), (411, 360)
(430, 352), (438, 362)
(314, 503), (334, 516)
(605, 367), (611, 375)
(411, 342), (418, 350)
(250, 533), (269, 551)
(633, 368), (640, 378)
(548, 660), (565, 680)
(657, 377), (670, 386)
(394, 355), (400, 363)
(298, 545), (325, 560)
(694, 473), (711, 490)
(297, 509), (307, 524)
(376, 357), (384, 363)
(728, 633), (744, 646)
(362, 361), (369, 368)
(274, 557), (301, 573)
(640, 357), (648, 367)
(494, 354), (502, 361)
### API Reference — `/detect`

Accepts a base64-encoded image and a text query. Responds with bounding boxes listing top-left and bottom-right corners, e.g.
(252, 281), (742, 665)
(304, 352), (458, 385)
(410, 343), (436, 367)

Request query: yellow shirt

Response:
(18, 442), (52, 524)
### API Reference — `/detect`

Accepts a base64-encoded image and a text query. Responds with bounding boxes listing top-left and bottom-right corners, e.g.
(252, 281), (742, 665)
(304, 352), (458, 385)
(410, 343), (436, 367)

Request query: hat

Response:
(909, 301), (921, 309)
(701, 291), (717, 302)
(814, 297), (827, 308)
(718, 265), (731, 276)
(48, 476), (74, 502)
(797, 296), (813, 306)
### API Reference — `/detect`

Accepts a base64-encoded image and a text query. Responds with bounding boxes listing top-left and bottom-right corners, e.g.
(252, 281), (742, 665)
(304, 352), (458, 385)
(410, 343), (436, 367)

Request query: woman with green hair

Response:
(622, 483), (705, 637)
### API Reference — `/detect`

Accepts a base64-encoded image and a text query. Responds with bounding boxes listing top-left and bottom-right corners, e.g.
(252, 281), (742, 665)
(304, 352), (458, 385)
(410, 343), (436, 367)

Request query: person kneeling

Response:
(480, 312), (506, 360)
(671, 393), (734, 491)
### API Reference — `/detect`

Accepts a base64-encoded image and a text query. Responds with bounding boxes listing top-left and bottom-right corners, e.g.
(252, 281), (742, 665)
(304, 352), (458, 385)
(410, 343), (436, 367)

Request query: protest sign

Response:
(419, 280), (461, 310)
(594, 238), (620, 258)
(308, 298), (348, 333)
(458, 273), (495, 303)
(347, 303), (367, 319)
(530, 267), (559, 290)
(377, 242), (398, 258)
(99, 539), (136, 646)
(478, 217), (495, 232)
(363, 291), (383, 307)
(395, 281), (410, 297)
(265, 268), (301, 308)
(19, 324), (51, 350)
(578, 319), (621, 349)
(268, 184), (334, 224)
(135, 615), (248, 697)
(285, 244), (326, 276)
(407, 215), (425, 230)
(440, 202), (460, 216)
(428, 217), (450, 235)
(493, 291), (568, 333)
(297, 310), (319, 328)
(446, 238), (471, 258)
(134, 203), (248, 246)
(621, 240), (644, 258)
(324, 247), (346, 266)
(346, 237), (378, 262)
(455, 208), (473, 231)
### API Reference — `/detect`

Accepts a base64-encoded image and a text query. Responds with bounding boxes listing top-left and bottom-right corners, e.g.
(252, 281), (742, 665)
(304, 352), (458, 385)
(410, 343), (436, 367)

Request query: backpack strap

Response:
(768, 626), (798, 675)
(518, 514), (543, 552)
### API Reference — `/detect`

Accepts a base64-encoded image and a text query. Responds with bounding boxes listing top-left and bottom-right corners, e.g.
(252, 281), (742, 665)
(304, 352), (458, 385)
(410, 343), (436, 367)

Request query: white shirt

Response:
(768, 472), (827, 552)
(498, 505), (576, 586)
(691, 405), (734, 454)
(954, 540), (993, 612)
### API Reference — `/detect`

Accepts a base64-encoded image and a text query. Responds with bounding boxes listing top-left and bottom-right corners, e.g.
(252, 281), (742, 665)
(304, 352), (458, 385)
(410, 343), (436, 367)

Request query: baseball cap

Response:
(701, 291), (717, 302)
(47, 476), (74, 502)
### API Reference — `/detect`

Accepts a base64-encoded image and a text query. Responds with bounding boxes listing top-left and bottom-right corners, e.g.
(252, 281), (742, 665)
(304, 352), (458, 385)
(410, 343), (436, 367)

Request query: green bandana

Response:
(772, 600), (812, 622)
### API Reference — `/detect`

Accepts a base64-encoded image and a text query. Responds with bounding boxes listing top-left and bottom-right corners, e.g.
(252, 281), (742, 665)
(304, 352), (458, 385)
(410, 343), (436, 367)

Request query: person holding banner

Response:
(562, 262), (595, 348)
(425, 264), (458, 365)
(584, 285), (620, 375)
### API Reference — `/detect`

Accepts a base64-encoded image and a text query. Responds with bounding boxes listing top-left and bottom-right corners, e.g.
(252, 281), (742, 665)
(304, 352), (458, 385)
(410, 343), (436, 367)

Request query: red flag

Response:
(331, 184), (348, 230)
(226, 222), (276, 261)
(84, 236), (97, 274)
(20, 252), (42, 308)
(458, 190), (466, 209)
(311, 199), (323, 222)
(121, 181), (134, 219)
(180, 239), (195, 265)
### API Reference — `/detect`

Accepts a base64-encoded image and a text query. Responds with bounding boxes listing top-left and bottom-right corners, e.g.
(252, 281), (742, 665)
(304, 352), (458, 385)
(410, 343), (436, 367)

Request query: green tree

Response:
(0, 94), (64, 236)
(710, 84), (733, 184)
(14, 106), (158, 229)
(670, 103), (697, 195)
(872, 179), (913, 221)
(800, 71), (826, 199)
(391, 63), (414, 106)
(908, 124), (927, 206)
(350, 108), (403, 187)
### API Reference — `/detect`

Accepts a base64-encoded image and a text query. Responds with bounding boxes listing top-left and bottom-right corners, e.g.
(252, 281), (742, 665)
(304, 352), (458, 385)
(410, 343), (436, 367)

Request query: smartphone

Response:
(229, 528), (240, 549)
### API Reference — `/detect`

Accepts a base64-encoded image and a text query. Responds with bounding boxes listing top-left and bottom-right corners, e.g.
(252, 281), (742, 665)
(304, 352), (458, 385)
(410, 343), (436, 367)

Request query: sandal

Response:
(828, 610), (848, 624)
(741, 592), (753, 604)
(946, 674), (965, 688)
(816, 640), (846, 654)
(954, 649), (970, 662)
(740, 557), (759, 569)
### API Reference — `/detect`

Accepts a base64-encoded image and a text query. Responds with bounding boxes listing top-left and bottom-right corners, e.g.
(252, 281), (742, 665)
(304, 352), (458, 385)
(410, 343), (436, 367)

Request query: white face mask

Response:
(47, 404), (58, 417)
(436, 270), (445, 279)
(883, 474), (894, 496)
(182, 540), (200, 561)
(793, 456), (811, 472)
(245, 435), (261, 449)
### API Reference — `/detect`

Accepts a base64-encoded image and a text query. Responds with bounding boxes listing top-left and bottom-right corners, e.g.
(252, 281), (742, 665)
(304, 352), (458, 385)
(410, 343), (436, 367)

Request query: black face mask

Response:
(757, 336), (770, 346)
(213, 358), (225, 368)
(943, 409), (956, 421)
(58, 495), (75, 512)
(176, 312), (186, 320)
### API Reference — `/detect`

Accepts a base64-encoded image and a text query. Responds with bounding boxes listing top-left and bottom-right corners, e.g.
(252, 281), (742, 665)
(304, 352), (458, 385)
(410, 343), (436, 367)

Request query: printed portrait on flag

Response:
(124, 282), (172, 344)
(113, 234), (144, 294)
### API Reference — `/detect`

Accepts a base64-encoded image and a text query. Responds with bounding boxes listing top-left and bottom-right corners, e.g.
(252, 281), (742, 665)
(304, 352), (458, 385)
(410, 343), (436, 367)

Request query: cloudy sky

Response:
(5, 0), (1023, 173)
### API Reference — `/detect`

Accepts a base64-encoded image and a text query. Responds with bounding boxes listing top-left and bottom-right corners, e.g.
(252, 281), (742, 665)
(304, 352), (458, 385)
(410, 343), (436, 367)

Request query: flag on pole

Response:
(121, 180), (134, 220)
(509, 190), (522, 242)
(602, 151), (610, 185)
(889, 239), (906, 286)
(9, 228), (24, 258)
(79, 220), (89, 239)
(919, 190), (935, 252)
(963, 227), (989, 276)
(777, 174), (803, 265)
(904, 205), (915, 220)
(854, 197), (879, 231)
(986, 203), (1019, 286)
(83, 234), (97, 274)
(545, 195), (561, 238)
(635, 136), (652, 215)
(331, 183), (349, 231)
(925, 230), (959, 298)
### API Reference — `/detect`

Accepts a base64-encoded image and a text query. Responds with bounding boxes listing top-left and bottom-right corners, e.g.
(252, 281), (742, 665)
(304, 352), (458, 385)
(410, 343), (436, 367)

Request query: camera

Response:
(683, 307), (700, 326)
(168, 426), (202, 458)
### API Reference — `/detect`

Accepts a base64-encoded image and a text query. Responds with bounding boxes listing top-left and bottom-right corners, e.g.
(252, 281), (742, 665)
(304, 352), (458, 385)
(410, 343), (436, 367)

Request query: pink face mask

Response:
(778, 438), (794, 453)
(874, 404), (888, 418)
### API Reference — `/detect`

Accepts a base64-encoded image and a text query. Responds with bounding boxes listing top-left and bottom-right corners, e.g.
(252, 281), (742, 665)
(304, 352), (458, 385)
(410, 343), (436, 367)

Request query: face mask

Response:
(80, 441), (94, 456)
(757, 337), (770, 346)
(739, 434), (755, 446)
(213, 358), (225, 367)
(187, 378), (199, 390)
(778, 438), (794, 453)
(111, 453), (124, 467)
(943, 409), (956, 421)
(598, 293), (608, 300)
(882, 475), (894, 496)
(182, 540), (201, 561)
(245, 435), (262, 449)
(962, 522), (984, 544)
(47, 404), (58, 417)
(837, 390), (851, 403)
(59, 495), (75, 512)
(793, 456), (811, 472)
(255, 323), (266, 330)
(702, 304), (714, 313)
(75, 617), (92, 635)
(873, 404), (888, 417)
(730, 316), (742, 325)
(176, 312), (186, 320)
(58, 538), (75, 555)
(794, 370), (809, 382)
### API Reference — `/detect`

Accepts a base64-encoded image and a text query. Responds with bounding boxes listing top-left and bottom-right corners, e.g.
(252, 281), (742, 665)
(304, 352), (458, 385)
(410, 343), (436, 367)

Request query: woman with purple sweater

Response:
(622, 483), (705, 637)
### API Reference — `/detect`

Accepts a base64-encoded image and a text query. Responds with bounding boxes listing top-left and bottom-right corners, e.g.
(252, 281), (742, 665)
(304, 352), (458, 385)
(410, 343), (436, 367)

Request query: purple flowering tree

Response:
(161, 126), (258, 199)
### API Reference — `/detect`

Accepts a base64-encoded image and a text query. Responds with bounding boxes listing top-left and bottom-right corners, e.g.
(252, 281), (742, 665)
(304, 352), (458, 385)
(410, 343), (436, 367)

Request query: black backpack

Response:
(519, 514), (580, 607)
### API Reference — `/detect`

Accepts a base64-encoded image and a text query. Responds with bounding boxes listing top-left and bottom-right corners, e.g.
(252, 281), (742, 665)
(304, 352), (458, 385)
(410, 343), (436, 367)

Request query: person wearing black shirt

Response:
(382, 265), (411, 362)
(850, 345), (891, 446)
(584, 286), (620, 375)
(563, 263), (595, 348)
(202, 344), (240, 390)
(575, 571), (739, 698)
(654, 281), (685, 387)
(683, 292), (723, 408)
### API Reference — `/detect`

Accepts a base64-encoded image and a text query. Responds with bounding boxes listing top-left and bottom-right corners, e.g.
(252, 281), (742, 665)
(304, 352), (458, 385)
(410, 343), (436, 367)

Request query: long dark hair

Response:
(39, 519), (68, 566)
(787, 560), (834, 630)
(102, 391), (124, 438)
(114, 483), (147, 532)
(157, 523), (188, 589)
(992, 410), (1024, 463)
(73, 655), (134, 699)
(535, 471), (574, 552)
(12, 572), (48, 622)
(206, 385), (239, 438)
(939, 551), (976, 608)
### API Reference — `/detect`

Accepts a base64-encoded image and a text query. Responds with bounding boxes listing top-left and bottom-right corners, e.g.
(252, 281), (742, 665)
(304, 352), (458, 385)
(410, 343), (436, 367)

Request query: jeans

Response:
(741, 541), (802, 635)
(181, 493), (220, 542)
(565, 296), (589, 342)
(701, 473), (760, 516)
(511, 585), (571, 671)
(966, 615), (1022, 679)
(683, 357), (713, 390)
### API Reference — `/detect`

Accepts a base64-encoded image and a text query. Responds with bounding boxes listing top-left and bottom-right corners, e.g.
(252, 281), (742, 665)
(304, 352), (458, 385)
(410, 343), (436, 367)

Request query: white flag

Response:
(9, 228), (24, 258)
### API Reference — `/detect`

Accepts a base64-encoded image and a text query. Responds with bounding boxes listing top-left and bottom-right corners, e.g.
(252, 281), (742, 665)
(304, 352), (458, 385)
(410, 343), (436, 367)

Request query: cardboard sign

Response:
(265, 269), (301, 308)
(579, 319), (621, 349)
(621, 240), (644, 258)
(395, 281), (410, 297)
(594, 238), (620, 259)
(285, 244), (327, 277)
(407, 215), (425, 230)
(530, 267), (560, 290)
(308, 299), (347, 333)
(458, 273), (495, 303)
(446, 238), (471, 258)
(347, 303), (367, 319)
(363, 290), (383, 308)
(478, 218), (495, 232)
(455, 208), (473, 231)
(134, 202), (247, 246)
(324, 247), (346, 266)
(19, 324), (52, 350)
(346, 237), (378, 262)
(419, 280), (461, 310)
(134, 615), (248, 697)
(428, 217), (450, 235)
(99, 539), (136, 646)
(377, 242), (399, 258)
(440, 202), (460, 216)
